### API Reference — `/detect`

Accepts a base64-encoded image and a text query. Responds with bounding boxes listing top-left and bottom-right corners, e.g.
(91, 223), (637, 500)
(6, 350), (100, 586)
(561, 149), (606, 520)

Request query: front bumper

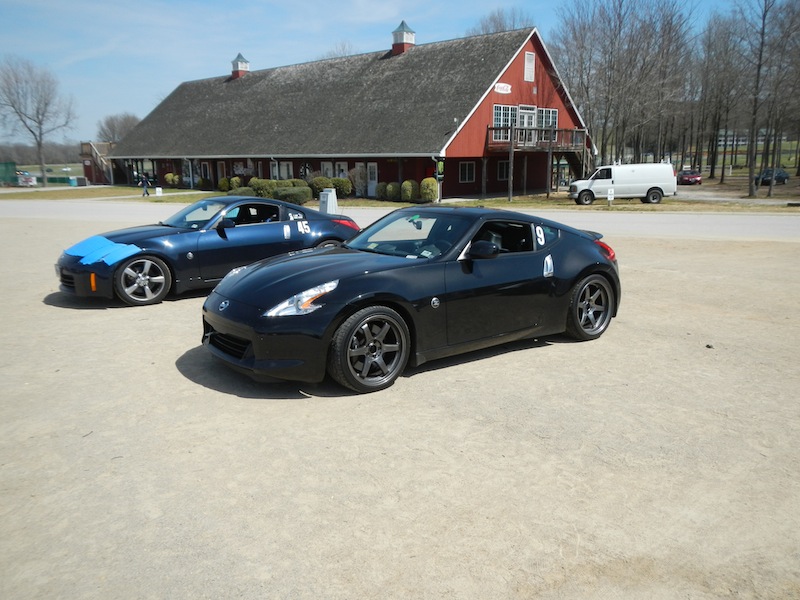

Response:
(202, 290), (333, 383)
(55, 255), (115, 299)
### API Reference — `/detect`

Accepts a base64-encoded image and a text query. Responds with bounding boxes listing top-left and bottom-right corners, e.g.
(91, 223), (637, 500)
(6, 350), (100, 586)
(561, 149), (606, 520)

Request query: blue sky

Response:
(1, 0), (730, 144)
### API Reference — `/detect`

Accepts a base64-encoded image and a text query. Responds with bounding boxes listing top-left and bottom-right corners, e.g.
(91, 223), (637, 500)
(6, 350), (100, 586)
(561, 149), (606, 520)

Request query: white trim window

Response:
(497, 160), (510, 181)
(279, 161), (294, 180)
(459, 161), (476, 183)
(524, 52), (535, 82)
(270, 160), (279, 180)
(335, 161), (348, 178)
(537, 108), (559, 141)
(320, 161), (333, 178)
(493, 104), (518, 142)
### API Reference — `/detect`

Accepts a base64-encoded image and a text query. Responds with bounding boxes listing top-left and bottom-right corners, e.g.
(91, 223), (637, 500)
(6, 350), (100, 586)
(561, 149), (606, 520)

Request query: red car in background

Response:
(677, 169), (702, 185)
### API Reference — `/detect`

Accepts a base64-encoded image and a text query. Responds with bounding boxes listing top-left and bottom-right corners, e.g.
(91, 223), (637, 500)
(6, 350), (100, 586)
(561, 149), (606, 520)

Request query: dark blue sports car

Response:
(56, 196), (360, 305)
(202, 205), (621, 393)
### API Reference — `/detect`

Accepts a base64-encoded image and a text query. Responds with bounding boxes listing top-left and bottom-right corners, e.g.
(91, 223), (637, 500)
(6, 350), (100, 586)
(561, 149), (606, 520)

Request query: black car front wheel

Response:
(565, 274), (615, 341)
(114, 255), (172, 306)
(328, 305), (410, 393)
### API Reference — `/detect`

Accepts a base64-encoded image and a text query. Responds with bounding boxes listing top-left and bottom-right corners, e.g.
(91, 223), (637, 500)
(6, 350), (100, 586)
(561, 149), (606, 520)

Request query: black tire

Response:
(315, 238), (341, 248)
(565, 274), (614, 341)
(645, 188), (663, 204)
(328, 305), (410, 393)
(576, 190), (594, 205)
(114, 255), (172, 306)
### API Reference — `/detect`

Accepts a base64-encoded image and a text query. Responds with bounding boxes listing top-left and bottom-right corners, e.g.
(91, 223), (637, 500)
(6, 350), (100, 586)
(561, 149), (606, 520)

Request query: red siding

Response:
(447, 34), (581, 158)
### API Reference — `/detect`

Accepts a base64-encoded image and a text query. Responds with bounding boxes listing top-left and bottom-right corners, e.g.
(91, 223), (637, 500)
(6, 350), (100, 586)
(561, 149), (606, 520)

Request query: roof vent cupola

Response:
(392, 21), (415, 56)
(231, 53), (250, 79)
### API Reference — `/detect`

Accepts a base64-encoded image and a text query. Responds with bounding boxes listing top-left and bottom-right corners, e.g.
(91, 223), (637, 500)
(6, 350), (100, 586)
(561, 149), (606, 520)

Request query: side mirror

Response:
(219, 218), (236, 229)
(467, 240), (500, 259)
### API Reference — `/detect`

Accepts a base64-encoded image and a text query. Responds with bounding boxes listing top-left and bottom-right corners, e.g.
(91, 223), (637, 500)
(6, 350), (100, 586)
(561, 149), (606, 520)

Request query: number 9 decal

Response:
(535, 225), (546, 247)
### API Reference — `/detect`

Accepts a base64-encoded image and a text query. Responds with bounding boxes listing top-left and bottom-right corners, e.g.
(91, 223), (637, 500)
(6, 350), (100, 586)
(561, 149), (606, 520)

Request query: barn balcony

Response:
(487, 126), (592, 180)
(487, 127), (588, 153)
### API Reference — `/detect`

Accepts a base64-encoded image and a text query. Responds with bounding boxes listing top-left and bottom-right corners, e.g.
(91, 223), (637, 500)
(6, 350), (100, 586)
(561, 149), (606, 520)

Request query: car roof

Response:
(391, 204), (591, 238)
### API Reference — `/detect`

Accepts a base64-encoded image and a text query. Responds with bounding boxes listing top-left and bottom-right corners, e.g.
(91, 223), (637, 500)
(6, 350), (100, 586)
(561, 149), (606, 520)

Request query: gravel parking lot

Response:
(1, 201), (799, 599)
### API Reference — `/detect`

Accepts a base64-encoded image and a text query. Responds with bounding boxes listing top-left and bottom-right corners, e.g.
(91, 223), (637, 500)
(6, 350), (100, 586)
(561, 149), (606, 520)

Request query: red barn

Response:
(107, 23), (591, 199)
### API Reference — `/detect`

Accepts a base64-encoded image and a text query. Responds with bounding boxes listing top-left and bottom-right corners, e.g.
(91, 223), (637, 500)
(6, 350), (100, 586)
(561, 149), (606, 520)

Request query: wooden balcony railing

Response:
(487, 127), (588, 152)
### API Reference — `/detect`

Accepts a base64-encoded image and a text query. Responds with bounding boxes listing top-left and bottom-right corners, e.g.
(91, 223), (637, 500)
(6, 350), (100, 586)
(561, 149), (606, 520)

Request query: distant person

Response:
(140, 173), (150, 196)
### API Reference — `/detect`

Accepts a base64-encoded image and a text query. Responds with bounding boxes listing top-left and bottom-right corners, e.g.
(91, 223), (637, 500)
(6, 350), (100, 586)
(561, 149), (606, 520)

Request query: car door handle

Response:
(543, 254), (554, 278)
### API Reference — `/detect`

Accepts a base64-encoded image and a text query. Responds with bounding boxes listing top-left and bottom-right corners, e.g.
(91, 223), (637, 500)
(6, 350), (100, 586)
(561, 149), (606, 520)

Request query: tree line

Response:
(548, 0), (800, 194)
(3, 3), (797, 196)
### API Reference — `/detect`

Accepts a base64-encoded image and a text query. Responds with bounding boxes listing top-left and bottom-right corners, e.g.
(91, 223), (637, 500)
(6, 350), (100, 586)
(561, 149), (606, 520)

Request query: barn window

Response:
(524, 52), (535, 82)
(459, 162), (475, 183)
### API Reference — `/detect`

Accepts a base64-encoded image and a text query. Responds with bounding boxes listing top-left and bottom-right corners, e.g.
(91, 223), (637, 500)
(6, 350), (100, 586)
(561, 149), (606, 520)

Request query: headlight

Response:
(264, 280), (339, 317)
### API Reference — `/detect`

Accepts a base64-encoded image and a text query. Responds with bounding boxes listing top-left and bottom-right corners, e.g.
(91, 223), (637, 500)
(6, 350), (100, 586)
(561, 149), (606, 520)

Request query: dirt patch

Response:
(0, 217), (798, 599)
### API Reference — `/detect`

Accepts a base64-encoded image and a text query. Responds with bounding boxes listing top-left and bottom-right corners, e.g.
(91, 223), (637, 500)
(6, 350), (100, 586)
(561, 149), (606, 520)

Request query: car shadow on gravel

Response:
(42, 288), (211, 310)
(175, 345), (352, 399)
(403, 336), (554, 378)
(43, 291), (126, 310)
(176, 336), (559, 400)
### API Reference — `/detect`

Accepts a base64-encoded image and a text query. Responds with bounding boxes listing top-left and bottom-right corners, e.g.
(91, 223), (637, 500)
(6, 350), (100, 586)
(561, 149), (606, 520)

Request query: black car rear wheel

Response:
(114, 255), (172, 306)
(565, 274), (614, 341)
(328, 305), (410, 393)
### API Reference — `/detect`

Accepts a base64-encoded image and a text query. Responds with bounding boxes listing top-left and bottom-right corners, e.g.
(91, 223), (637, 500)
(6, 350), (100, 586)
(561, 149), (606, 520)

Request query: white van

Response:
(569, 163), (677, 205)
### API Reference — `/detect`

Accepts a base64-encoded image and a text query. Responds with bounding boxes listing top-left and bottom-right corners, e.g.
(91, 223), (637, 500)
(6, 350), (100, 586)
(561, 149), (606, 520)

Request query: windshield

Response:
(347, 211), (472, 259)
(161, 199), (229, 229)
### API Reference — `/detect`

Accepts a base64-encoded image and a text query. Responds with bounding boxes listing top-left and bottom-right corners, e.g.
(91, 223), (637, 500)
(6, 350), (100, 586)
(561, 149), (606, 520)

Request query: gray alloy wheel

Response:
(328, 305), (410, 393)
(114, 255), (172, 306)
(576, 190), (594, 205)
(644, 188), (663, 204)
(565, 274), (614, 341)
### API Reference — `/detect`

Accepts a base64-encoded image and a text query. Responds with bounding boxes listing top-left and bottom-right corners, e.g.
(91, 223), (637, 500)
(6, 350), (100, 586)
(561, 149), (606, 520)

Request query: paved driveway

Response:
(1, 201), (799, 599)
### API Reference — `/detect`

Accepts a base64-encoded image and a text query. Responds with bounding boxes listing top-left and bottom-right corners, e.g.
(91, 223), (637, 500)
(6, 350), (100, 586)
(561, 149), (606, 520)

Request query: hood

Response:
(215, 246), (415, 303)
(64, 225), (187, 266)
(101, 224), (187, 245)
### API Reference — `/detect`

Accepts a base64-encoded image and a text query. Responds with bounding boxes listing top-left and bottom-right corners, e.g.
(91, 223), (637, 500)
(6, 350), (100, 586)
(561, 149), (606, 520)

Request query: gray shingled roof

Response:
(110, 28), (534, 159)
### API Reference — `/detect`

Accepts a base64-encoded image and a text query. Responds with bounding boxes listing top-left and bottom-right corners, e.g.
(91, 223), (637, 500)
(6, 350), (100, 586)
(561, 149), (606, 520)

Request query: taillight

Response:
(594, 239), (616, 262)
(333, 218), (360, 231)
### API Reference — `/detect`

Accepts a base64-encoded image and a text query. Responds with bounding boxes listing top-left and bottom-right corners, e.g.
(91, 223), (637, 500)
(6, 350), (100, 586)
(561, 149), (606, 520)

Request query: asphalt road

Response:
(1, 200), (799, 599)
(2, 198), (799, 240)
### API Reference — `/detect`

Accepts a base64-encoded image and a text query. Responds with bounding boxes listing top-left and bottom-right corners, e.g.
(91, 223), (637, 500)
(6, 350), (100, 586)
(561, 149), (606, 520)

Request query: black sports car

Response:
(55, 196), (360, 305)
(202, 205), (621, 393)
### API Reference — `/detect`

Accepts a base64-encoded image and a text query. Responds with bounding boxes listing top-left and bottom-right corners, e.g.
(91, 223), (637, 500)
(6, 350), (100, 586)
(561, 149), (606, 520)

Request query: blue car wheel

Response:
(115, 255), (172, 306)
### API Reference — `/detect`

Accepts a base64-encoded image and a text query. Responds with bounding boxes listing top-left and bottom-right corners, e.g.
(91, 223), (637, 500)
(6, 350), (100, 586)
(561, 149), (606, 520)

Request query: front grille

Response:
(60, 271), (75, 290)
(209, 331), (251, 360)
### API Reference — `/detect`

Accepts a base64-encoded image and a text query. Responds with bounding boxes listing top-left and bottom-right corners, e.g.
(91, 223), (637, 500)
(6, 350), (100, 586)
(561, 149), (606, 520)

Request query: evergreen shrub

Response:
(274, 186), (312, 205)
(420, 177), (438, 202)
(386, 182), (401, 201)
(401, 179), (420, 202)
(331, 177), (352, 198)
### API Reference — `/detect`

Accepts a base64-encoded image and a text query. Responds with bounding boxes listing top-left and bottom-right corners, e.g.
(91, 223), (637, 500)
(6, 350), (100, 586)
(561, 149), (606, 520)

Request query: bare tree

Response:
(736, 0), (779, 196)
(466, 7), (534, 35)
(0, 55), (75, 186)
(318, 41), (356, 60)
(553, 0), (691, 166)
(97, 112), (140, 143)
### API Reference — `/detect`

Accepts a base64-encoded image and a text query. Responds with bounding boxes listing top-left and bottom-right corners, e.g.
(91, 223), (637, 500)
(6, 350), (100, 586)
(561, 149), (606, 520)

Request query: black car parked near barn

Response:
(203, 205), (621, 393)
